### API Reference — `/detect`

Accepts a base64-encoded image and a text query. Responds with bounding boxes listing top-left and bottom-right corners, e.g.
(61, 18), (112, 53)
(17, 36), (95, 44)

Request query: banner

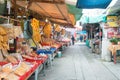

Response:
(107, 16), (119, 27)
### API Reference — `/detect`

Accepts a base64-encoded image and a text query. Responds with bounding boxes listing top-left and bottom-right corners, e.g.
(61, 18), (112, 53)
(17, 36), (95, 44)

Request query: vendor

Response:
(92, 36), (100, 52)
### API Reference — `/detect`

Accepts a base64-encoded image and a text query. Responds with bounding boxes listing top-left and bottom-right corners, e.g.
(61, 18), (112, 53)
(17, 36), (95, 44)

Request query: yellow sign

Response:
(107, 16), (118, 27)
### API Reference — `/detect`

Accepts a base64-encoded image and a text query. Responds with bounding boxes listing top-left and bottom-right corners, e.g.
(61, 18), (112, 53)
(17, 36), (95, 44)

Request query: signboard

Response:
(107, 27), (120, 38)
(107, 16), (118, 27)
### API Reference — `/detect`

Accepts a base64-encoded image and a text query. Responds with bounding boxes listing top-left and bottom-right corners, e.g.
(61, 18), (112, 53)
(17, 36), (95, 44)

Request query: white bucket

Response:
(57, 51), (62, 58)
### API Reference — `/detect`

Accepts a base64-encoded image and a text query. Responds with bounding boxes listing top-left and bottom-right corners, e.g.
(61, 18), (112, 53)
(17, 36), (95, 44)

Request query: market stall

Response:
(108, 44), (120, 64)
(0, 0), (74, 80)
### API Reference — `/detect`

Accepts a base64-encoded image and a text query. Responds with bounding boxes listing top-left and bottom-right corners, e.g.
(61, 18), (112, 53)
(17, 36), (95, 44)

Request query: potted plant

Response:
(110, 38), (118, 45)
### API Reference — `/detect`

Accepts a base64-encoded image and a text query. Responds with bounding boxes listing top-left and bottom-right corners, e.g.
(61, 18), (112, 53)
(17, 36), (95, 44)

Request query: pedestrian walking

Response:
(71, 35), (75, 45)
(80, 35), (83, 42)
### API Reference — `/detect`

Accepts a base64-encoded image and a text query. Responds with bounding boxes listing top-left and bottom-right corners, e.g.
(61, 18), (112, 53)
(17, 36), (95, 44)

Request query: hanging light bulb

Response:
(45, 18), (48, 22)
(53, 23), (56, 26)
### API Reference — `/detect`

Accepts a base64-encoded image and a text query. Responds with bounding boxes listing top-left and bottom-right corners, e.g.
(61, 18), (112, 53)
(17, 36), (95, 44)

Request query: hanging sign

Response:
(107, 16), (118, 27)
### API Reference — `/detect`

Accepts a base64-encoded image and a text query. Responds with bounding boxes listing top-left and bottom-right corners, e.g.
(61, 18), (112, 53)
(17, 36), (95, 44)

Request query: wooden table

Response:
(108, 44), (120, 64)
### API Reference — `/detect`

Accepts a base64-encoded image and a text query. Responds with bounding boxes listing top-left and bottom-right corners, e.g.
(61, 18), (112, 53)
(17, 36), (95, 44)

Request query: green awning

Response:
(80, 15), (106, 23)
(67, 4), (82, 21)
(0, 2), (7, 23)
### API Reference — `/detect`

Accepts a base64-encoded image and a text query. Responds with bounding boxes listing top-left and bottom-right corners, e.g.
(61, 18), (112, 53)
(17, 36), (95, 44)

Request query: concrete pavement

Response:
(29, 42), (120, 80)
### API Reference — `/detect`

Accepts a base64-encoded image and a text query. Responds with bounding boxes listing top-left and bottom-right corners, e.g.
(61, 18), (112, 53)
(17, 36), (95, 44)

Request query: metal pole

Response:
(7, 0), (11, 24)
(91, 25), (93, 39)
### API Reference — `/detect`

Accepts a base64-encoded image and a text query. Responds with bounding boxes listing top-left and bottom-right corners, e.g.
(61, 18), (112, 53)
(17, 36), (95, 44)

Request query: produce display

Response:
(39, 21), (46, 26)
(41, 38), (54, 46)
(31, 18), (41, 43)
(0, 13), (68, 80)
(0, 26), (9, 50)
(6, 55), (18, 64)
(61, 29), (66, 35)
(6, 73), (19, 80)
(0, 49), (48, 80)
(0, 61), (32, 80)
(6, 26), (22, 39)
(43, 23), (52, 38)
(1, 64), (13, 73)
(22, 55), (33, 60)
(54, 24), (61, 32)
(14, 62), (31, 76)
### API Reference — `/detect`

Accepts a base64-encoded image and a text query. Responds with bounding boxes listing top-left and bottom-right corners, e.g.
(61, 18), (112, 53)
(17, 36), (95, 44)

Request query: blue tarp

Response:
(76, 30), (87, 35)
(76, 0), (112, 9)
(36, 47), (56, 54)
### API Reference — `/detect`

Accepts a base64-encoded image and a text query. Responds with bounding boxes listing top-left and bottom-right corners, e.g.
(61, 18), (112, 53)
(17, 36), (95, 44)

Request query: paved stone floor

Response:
(29, 42), (120, 80)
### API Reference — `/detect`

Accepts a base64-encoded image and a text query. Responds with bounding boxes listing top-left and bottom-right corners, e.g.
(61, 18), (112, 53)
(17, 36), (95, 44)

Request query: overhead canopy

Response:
(67, 4), (82, 21)
(107, 0), (120, 15)
(80, 15), (106, 23)
(76, 30), (87, 35)
(76, 0), (112, 9)
(15, 0), (75, 27)
(65, 0), (77, 5)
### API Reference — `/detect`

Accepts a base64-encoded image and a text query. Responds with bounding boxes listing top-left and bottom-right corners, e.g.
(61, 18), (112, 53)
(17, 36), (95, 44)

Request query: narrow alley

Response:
(37, 42), (120, 80)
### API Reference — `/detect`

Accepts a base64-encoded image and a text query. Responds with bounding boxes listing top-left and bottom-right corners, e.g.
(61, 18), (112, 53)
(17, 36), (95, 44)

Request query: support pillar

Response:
(100, 23), (111, 61)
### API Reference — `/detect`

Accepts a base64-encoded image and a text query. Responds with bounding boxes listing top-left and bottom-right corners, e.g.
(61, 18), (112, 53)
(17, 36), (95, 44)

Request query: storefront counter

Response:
(108, 44), (120, 64)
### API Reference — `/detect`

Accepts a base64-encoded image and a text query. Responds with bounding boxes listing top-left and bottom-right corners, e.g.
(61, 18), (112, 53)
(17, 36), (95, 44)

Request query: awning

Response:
(67, 4), (82, 21)
(76, 0), (112, 9)
(80, 15), (106, 23)
(76, 30), (87, 35)
(14, 0), (75, 27)
(106, 0), (120, 15)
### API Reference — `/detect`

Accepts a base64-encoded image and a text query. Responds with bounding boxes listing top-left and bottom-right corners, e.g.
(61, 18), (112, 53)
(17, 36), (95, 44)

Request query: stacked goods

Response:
(1, 64), (13, 73)
(55, 24), (61, 32)
(69, 14), (75, 25)
(0, 72), (9, 79)
(41, 38), (54, 46)
(6, 27), (14, 39)
(43, 23), (52, 38)
(22, 55), (33, 60)
(39, 21), (46, 26)
(14, 62), (31, 76)
(6, 55), (18, 64)
(0, 53), (19, 64)
(31, 18), (41, 43)
(61, 29), (65, 35)
(0, 49), (21, 64)
(0, 26), (9, 50)
(0, 62), (31, 80)
(30, 52), (38, 57)
(5, 73), (19, 80)
(13, 26), (22, 38)
(6, 26), (22, 39)
(0, 64), (14, 79)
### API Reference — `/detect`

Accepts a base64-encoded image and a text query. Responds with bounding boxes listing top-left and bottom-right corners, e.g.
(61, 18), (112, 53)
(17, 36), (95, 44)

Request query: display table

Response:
(0, 56), (48, 80)
(21, 56), (48, 80)
(19, 62), (41, 80)
(36, 48), (56, 66)
(108, 44), (120, 64)
(60, 40), (71, 46)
